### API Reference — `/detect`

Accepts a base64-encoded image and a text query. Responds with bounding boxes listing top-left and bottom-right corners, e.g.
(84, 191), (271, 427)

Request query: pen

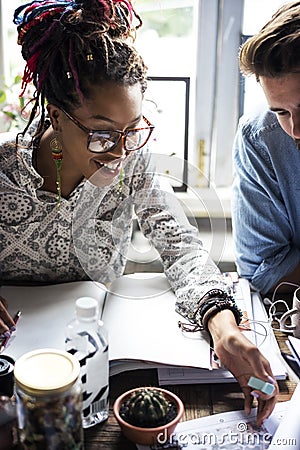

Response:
(13, 310), (22, 326)
(281, 352), (300, 378)
(0, 310), (22, 353)
(0, 334), (11, 353)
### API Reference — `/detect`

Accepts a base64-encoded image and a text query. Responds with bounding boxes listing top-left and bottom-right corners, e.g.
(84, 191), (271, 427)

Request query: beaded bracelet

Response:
(177, 290), (242, 335)
(193, 290), (242, 331)
(200, 296), (242, 331)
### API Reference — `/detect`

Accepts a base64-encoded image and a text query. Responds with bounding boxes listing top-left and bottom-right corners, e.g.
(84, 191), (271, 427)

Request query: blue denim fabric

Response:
(232, 109), (300, 294)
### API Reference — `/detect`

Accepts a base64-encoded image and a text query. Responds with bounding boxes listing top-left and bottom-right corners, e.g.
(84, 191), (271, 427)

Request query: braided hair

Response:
(13, 0), (148, 136)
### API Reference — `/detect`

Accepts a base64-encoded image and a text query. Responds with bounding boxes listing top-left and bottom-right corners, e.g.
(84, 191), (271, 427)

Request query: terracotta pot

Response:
(113, 386), (184, 446)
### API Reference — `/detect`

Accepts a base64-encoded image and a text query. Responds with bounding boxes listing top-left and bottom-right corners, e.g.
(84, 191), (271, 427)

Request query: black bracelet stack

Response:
(196, 289), (242, 331)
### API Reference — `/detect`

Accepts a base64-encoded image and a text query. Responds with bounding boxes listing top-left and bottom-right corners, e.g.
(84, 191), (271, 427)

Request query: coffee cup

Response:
(279, 287), (300, 338)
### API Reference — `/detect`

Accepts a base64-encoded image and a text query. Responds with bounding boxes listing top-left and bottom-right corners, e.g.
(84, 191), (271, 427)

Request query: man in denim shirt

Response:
(233, 1), (300, 294)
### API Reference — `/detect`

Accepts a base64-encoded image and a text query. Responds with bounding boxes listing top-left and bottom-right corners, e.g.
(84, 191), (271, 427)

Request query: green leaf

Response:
(0, 90), (7, 104)
(14, 75), (22, 84)
(3, 111), (16, 119)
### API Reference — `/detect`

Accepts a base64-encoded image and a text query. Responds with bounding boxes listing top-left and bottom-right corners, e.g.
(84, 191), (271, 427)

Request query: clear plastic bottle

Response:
(65, 296), (109, 428)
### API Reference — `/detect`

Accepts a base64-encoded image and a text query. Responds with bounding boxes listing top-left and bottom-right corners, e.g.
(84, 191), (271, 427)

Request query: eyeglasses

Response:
(60, 107), (155, 153)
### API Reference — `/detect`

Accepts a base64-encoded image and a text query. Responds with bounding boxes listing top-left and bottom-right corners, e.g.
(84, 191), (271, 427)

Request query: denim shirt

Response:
(232, 109), (300, 294)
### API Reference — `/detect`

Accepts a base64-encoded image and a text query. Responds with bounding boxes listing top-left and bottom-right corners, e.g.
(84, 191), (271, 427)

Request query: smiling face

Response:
(260, 72), (300, 149)
(47, 81), (144, 187)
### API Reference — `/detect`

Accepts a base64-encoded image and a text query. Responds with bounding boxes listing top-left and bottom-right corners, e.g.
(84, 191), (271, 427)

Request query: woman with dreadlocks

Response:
(0, 0), (277, 424)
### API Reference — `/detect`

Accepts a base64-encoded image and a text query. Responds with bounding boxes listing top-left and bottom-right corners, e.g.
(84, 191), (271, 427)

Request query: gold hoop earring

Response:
(50, 134), (63, 206)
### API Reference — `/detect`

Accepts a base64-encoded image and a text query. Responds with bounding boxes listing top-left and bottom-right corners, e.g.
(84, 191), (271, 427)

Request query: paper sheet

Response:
(268, 384), (300, 449)
(1, 281), (107, 360)
(137, 401), (288, 450)
(103, 273), (211, 370)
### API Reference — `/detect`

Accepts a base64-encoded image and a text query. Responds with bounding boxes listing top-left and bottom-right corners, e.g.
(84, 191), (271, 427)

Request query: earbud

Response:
(263, 297), (272, 306)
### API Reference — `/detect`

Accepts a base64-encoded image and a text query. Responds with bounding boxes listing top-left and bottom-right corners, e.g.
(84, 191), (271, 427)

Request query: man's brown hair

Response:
(240, 1), (300, 79)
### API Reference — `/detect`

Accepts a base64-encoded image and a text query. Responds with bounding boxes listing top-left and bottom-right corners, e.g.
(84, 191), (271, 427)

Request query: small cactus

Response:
(119, 387), (178, 428)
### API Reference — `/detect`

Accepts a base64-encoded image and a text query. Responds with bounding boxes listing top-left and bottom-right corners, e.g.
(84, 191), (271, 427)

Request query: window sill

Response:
(176, 186), (232, 218)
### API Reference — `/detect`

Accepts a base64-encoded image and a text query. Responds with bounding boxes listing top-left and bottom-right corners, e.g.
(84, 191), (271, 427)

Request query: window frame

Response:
(146, 75), (190, 192)
(0, 1), (5, 92)
(194, 0), (244, 188)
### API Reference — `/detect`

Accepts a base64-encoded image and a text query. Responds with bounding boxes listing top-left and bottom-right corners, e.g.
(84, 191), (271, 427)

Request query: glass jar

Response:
(0, 396), (18, 450)
(14, 348), (84, 450)
(0, 355), (18, 449)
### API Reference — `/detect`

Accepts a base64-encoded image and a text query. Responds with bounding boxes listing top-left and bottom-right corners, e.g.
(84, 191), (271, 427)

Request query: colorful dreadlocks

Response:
(13, 0), (147, 137)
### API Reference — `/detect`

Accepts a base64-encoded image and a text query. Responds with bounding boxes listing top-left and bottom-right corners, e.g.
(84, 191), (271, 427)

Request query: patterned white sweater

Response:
(0, 121), (228, 324)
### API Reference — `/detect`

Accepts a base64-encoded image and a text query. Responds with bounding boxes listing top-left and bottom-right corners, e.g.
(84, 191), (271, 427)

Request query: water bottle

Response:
(65, 296), (109, 428)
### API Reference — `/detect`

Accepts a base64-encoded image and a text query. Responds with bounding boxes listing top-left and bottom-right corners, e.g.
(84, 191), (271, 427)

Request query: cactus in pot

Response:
(119, 387), (178, 428)
(114, 386), (184, 445)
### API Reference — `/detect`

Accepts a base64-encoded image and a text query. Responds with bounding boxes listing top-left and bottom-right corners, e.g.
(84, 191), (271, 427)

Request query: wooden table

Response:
(84, 328), (297, 449)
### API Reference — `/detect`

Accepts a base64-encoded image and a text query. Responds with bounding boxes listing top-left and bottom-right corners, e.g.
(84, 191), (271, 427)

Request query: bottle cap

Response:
(76, 297), (99, 319)
(14, 348), (80, 395)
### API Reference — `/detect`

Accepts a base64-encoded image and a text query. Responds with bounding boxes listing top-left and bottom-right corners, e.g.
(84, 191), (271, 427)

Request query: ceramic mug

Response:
(279, 287), (300, 338)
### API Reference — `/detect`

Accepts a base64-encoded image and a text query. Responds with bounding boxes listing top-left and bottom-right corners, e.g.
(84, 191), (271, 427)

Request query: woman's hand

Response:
(208, 309), (278, 426)
(0, 296), (15, 334)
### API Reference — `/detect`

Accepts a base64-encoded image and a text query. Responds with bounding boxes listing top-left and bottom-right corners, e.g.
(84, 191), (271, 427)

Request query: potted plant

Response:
(113, 386), (184, 445)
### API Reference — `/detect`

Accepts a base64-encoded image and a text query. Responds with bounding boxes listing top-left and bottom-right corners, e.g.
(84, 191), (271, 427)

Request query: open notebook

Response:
(1, 272), (286, 383)
(2, 273), (210, 374)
